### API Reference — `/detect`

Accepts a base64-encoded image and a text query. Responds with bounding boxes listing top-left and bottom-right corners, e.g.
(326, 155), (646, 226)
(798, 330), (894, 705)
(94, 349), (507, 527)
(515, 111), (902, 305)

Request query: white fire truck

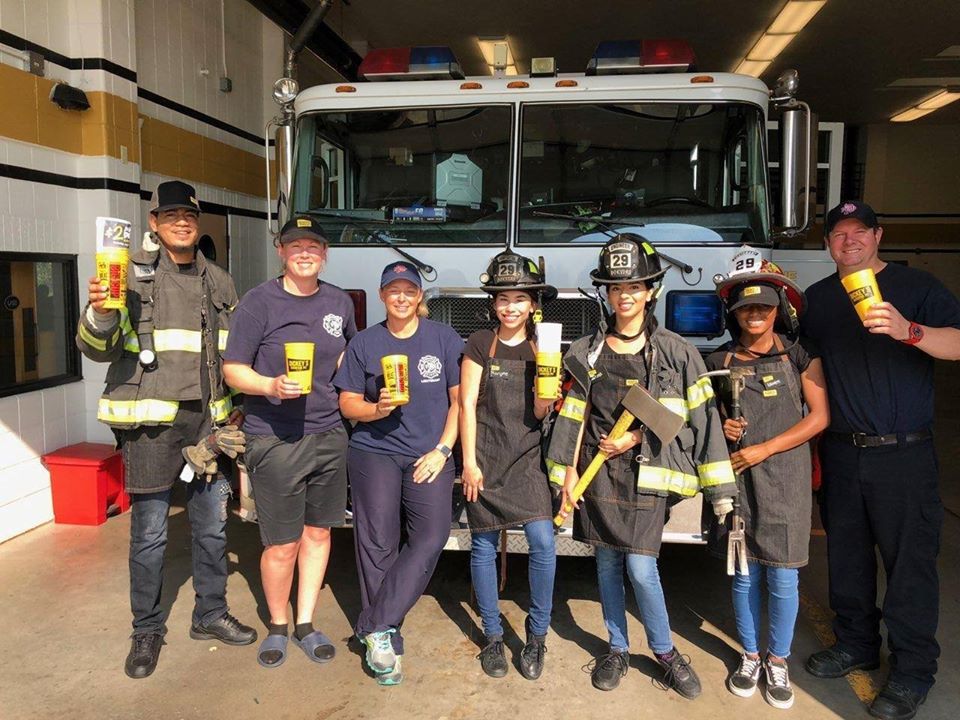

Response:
(264, 16), (830, 553)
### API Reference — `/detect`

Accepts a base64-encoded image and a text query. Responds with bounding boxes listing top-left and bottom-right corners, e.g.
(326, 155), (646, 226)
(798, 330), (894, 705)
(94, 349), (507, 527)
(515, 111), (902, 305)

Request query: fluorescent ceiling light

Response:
(916, 89), (960, 109)
(734, 0), (827, 75)
(477, 37), (518, 76)
(735, 59), (772, 77)
(747, 33), (797, 61)
(768, 1), (827, 34)
(891, 107), (936, 122)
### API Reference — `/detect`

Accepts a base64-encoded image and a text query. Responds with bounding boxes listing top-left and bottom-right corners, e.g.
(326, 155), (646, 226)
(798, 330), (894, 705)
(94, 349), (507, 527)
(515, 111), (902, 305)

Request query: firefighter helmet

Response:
(715, 246), (806, 317)
(589, 233), (667, 286)
(479, 252), (557, 303)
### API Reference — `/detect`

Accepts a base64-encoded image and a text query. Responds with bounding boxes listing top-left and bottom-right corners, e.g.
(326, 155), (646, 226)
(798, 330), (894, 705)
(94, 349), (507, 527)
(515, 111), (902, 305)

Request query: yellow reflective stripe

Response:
(635, 465), (700, 497)
(118, 308), (140, 353)
(698, 460), (736, 487)
(546, 459), (566, 486)
(218, 329), (229, 352)
(78, 323), (108, 352)
(209, 395), (234, 423)
(153, 329), (202, 353)
(559, 396), (586, 422)
(657, 397), (689, 423)
(686, 377), (716, 411)
(97, 398), (179, 424)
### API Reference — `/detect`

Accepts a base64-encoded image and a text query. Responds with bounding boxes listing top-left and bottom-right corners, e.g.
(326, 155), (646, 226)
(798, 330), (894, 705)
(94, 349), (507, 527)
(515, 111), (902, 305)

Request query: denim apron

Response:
(576, 347), (668, 556)
(466, 334), (553, 532)
(709, 336), (812, 567)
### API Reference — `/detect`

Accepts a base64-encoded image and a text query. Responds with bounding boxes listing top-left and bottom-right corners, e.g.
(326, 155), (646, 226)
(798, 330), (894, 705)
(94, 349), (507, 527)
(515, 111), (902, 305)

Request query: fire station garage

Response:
(0, 1), (958, 718)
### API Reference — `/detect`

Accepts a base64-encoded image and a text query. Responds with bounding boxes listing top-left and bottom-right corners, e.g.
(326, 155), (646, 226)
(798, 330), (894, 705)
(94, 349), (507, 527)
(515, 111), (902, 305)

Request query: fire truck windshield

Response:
(291, 105), (512, 245)
(516, 102), (770, 246)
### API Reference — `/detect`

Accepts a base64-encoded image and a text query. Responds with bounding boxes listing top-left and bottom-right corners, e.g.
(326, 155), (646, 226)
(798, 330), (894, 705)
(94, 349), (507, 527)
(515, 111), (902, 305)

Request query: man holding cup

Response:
(77, 180), (256, 678)
(801, 200), (960, 720)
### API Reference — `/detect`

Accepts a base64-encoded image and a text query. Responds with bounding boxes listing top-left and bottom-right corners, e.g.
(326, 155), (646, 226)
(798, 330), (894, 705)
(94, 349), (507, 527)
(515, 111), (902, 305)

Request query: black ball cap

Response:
(279, 216), (329, 245)
(150, 180), (201, 214)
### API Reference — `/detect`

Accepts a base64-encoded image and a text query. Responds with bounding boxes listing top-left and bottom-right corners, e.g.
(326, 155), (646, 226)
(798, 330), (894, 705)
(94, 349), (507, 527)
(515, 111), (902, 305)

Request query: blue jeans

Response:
(470, 519), (556, 638)
(595, 546), (673, 655)
(129, 475), (231, 635)
(731, 561), (799, 658)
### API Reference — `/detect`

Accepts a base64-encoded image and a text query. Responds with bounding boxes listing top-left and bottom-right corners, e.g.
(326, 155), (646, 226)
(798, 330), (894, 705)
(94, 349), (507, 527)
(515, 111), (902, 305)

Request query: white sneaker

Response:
(728, 653), (763, 697)
(361, 630), (397, 674)
(763, 656), (795, 709)
(377, 654), (403, 686)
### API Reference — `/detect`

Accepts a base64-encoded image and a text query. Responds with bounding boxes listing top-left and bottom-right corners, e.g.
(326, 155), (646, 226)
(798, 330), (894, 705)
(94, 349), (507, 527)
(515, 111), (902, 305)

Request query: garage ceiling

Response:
(268, 0), (960, 126)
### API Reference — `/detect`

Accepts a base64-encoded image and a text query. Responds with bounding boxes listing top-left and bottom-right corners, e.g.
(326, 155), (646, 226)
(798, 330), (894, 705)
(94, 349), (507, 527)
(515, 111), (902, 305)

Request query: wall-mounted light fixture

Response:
(891, 88), (960, 122)
(734, 1), (827, 78)
(477, 36), (518, 76)
(49, 82), (90, 111)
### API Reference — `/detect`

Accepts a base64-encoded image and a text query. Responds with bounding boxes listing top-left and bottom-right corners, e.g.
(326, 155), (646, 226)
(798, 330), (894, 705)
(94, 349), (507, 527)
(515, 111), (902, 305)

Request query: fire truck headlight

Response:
(273, 77), (299, 105)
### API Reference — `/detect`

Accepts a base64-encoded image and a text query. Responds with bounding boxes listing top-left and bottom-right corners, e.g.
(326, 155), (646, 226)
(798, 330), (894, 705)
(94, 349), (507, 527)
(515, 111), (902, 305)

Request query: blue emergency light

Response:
(359, 46), (464, 81)
(664, 291), (724, 337)
(586, 39), (696, 75)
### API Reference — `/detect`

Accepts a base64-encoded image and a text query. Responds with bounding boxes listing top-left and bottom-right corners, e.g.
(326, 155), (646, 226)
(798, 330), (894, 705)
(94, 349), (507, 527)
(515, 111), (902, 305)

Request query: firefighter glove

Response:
(214, 424), (246, 458)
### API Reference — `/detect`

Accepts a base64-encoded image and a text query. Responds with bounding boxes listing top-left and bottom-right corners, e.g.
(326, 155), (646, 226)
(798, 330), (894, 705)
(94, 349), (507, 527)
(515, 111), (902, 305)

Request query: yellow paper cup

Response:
(381, 354), (410, 406)
(95, 248), (128, 310)
(536, 351), (562, 400)
(841, 268), (883, 321)
(284, 342), (314, 394)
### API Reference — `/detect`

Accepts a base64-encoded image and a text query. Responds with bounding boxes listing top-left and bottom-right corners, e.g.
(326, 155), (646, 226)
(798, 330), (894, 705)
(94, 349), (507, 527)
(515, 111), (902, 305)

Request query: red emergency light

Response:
(586, 39), (696, 75)
(359, 46), (465, 81)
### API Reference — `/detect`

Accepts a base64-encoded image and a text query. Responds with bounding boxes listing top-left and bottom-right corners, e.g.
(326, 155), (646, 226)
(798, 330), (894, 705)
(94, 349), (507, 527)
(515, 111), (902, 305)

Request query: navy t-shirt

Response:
(334, 318), (463, 457)
(223, 277), (357, 437)
(801, 262), (960, 434)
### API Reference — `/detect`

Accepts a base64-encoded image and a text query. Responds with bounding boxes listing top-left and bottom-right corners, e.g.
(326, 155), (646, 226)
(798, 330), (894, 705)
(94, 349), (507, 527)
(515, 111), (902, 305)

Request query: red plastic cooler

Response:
(42, 442), (129, 525)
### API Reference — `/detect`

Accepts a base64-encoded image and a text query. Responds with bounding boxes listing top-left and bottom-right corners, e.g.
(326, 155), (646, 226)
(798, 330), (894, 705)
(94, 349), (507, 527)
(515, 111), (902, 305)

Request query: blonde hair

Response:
(416, 300), (430, 317)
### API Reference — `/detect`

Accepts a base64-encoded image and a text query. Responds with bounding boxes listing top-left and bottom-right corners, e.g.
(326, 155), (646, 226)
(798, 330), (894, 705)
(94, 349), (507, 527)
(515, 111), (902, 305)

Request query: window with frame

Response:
(0, 253), (81, 397)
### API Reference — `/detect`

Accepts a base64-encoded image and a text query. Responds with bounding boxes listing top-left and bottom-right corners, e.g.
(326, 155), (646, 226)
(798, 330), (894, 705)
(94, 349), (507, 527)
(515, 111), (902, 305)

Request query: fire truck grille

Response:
(425, 294), (601, 343)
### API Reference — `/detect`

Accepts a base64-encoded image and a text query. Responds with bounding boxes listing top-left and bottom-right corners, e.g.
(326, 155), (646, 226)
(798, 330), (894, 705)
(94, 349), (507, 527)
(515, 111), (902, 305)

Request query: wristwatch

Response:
(901, 322), (924, 346)
(435, 443), (452, 458)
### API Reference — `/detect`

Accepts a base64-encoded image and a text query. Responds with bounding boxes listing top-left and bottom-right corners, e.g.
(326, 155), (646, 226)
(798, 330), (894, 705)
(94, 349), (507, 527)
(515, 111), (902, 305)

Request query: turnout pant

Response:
(348, 446), (454, 655)
(820, 435), (943, 695)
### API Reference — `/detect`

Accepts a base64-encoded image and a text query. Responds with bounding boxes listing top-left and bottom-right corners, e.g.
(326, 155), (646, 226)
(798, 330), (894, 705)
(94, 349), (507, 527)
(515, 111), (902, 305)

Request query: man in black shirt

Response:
(801, 200), (960, 720)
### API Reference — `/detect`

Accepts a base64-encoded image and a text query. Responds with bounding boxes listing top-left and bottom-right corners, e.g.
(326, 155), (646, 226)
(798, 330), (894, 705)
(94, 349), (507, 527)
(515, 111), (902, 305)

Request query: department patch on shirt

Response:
(418, 354), (443, 383)
(322, 313), (343, 338)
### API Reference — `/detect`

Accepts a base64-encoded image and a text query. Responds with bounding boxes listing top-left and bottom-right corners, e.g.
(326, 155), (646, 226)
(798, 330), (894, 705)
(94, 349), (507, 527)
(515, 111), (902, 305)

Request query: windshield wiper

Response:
(342, 220), (437, 281)
(531, 210), (695, 276)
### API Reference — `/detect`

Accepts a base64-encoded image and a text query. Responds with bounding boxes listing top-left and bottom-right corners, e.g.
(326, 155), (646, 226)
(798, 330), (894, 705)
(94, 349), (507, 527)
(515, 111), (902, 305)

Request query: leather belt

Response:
(827, 430), (932, 448)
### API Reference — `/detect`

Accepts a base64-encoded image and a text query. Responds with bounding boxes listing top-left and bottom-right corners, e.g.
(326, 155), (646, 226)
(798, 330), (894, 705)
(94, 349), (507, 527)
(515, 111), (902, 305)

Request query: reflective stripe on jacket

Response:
(546, 323), (737, 501)
(76, 246), (238, 428)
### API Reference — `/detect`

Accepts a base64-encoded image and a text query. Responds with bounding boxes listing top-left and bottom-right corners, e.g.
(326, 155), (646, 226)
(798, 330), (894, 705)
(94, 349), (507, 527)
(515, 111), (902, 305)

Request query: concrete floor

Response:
(1, 363), (958, 720)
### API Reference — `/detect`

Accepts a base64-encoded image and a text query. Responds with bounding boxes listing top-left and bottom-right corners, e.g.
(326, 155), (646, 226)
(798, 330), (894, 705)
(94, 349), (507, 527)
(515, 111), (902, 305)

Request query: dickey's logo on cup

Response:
(840, 268), (883, 321)
(381, 354), (410, 405)
(95, 217), (132, 310)
(284, 342), (314, 395)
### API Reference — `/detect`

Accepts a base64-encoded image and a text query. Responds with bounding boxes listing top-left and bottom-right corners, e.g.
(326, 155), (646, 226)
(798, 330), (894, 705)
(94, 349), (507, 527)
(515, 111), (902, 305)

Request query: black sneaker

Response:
(869, 682), (926, 720)
(477, 638), (508, 678)
(763, 655), (795, 709)
(590, 650), (629, 691)
(656, 648), (702, 699)
(519, 635), (547, 680)
(805, 645), (879, 678)
(189, 612), (257, 646)
(728, 653), (763, 697)
(124, 632), (163, 679)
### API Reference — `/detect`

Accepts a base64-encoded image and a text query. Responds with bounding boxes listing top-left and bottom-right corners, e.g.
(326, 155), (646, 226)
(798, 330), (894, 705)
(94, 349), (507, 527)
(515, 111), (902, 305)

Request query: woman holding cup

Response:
(334, 261), (462, 686)
(459, 252), (559, 680)
(222, 217), (356, 668)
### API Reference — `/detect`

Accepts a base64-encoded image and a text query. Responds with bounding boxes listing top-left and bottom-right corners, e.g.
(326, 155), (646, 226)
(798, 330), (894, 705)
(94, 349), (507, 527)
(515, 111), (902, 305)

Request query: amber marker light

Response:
(460, 81), (483, 90)
(691, 75), (715, 83)
(335, 85), (357, 93)
(555, 79), (578, 87)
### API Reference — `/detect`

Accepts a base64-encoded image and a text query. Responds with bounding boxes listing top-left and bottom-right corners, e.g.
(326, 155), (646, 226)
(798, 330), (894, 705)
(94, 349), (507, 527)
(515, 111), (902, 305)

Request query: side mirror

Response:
(778, 103), (818, 236)
(274, 122), (294, 230)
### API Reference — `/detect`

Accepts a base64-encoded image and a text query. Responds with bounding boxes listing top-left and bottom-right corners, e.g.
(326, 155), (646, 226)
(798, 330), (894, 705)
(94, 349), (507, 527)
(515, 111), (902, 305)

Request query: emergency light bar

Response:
(664, 291), (724, 337)
(586, 39), (696, 75)
(359, 46), (465, 81)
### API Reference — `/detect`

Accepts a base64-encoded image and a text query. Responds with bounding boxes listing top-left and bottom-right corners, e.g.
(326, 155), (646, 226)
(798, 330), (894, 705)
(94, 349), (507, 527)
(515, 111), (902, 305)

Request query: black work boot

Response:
(656, 648), (702, 699)
(519, 620), (547, 680)
(189, 612), (257, 645)
(805, 645), (880, 678)
(477, 637), (508, 678)
(124, 632), (163, 679)
(590, 650), (629, 691)
(869, 682), (926, 720)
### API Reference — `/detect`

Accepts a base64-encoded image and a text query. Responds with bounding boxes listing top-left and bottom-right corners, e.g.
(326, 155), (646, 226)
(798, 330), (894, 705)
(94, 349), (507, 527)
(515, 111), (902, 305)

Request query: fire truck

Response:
(262, 12), (829, 553)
